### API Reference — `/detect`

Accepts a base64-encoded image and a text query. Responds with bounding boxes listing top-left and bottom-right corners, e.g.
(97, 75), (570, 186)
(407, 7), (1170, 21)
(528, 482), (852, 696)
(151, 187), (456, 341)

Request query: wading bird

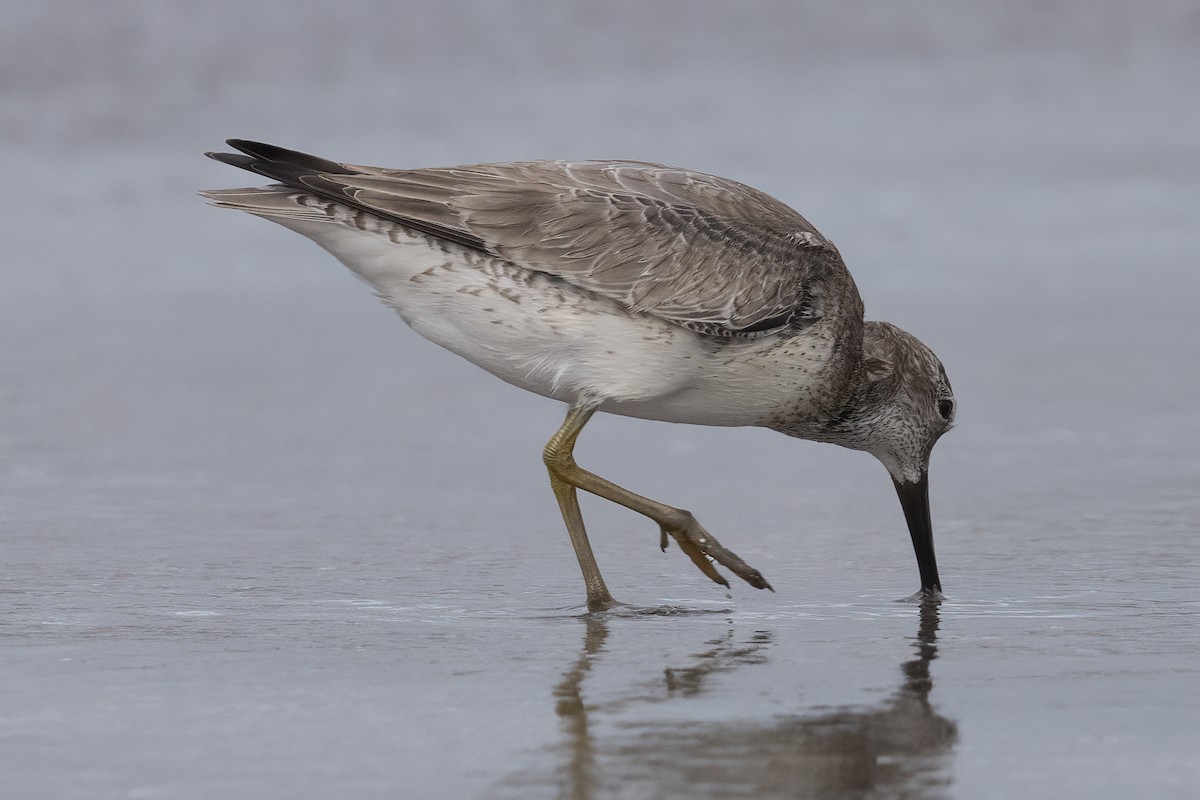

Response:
(204, 140), (955, 610)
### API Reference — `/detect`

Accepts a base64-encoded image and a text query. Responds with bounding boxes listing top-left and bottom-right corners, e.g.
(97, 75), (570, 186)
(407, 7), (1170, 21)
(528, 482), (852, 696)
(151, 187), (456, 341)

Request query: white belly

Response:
(263, 208), (798, 427)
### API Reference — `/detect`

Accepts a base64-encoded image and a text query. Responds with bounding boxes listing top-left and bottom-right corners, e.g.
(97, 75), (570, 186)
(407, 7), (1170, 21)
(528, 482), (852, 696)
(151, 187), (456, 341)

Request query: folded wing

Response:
(207, 140), (850, 337)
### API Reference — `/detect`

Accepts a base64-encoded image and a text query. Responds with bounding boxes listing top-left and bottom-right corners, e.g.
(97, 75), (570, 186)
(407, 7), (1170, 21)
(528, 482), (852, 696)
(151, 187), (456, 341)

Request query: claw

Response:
(705, 540), (774, 592)
(668, 530), (730, 588)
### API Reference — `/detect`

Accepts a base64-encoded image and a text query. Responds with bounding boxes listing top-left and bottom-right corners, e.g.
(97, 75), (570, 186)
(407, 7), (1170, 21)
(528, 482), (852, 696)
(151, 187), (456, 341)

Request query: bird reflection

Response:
(551, 614), (609, 800)
(530, 601), (956, 800)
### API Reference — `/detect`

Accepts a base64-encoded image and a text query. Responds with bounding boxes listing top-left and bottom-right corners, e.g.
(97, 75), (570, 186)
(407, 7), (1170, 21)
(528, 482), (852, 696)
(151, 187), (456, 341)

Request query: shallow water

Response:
(3, 2), (1199, 798)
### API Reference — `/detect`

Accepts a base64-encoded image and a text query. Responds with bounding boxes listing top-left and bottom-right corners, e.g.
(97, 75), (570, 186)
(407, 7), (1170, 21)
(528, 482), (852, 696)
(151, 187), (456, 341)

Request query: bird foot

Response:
(658, 512), (774, 592)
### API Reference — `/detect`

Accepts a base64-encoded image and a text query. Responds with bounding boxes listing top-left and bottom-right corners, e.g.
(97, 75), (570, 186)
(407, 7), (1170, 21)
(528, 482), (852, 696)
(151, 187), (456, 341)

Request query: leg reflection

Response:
(551, 617), (775, 800)
(552, 615), (608, 800)
(662, 629), (773, 697)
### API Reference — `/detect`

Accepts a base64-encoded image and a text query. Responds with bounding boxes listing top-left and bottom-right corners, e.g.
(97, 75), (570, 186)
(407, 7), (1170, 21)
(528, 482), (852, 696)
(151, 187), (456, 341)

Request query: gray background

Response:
(2, 2), (1198, 798)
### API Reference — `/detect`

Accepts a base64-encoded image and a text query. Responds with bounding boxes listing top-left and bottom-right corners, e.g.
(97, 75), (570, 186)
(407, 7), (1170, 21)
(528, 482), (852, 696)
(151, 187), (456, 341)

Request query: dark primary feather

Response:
(228, 139), (356, 175)
(206, 140), (853, 337)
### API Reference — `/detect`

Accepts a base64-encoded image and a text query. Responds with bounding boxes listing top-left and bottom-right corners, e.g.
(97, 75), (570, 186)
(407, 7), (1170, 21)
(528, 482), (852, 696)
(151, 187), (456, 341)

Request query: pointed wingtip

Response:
(219, 139), (355, 175)
(226, 138), (270, 156)
(205, 151), (258, 171)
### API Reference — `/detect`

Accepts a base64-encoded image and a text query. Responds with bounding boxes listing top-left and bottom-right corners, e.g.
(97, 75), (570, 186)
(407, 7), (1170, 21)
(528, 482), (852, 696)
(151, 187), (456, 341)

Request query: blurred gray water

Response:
(2, 2), (1198, 798)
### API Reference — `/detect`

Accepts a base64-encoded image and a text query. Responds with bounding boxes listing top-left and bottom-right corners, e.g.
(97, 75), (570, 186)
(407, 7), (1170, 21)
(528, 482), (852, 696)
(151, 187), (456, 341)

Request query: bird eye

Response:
(937, 398), (954, 420)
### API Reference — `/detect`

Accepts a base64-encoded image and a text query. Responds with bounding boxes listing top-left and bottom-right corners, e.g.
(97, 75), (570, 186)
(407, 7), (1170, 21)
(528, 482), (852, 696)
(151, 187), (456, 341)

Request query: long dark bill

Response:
(893, 474), (942, 596)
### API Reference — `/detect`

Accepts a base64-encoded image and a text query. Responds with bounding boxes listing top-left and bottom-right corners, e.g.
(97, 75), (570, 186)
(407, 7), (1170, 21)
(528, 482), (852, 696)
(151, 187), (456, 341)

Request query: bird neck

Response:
(759, 318), (873, 445)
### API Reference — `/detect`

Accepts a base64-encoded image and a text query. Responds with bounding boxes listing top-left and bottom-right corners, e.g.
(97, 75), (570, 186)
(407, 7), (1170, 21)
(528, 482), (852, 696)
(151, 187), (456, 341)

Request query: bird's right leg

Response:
(544, 402), (617, 611)
(544, 403), (773, 599)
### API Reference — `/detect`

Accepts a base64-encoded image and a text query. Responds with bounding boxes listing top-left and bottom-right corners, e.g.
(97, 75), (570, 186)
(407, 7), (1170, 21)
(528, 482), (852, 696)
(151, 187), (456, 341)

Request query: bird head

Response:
(855, 322), (955, 482)
(836, 322), (955, 595)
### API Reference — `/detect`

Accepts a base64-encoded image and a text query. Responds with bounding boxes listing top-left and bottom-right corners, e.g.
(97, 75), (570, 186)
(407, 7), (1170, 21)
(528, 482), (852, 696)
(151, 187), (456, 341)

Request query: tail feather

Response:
(199, 186), (338, 222)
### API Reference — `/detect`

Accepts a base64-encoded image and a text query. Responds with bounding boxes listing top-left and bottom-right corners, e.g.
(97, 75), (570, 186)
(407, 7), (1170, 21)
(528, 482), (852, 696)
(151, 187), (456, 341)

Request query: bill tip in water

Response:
(899, 587), (946, 603)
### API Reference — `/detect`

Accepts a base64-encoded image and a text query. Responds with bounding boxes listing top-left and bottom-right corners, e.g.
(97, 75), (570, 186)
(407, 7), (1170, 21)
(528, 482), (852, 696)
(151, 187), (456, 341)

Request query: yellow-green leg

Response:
(544, 404), (615, 611)
(543, 403), (772, 610)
